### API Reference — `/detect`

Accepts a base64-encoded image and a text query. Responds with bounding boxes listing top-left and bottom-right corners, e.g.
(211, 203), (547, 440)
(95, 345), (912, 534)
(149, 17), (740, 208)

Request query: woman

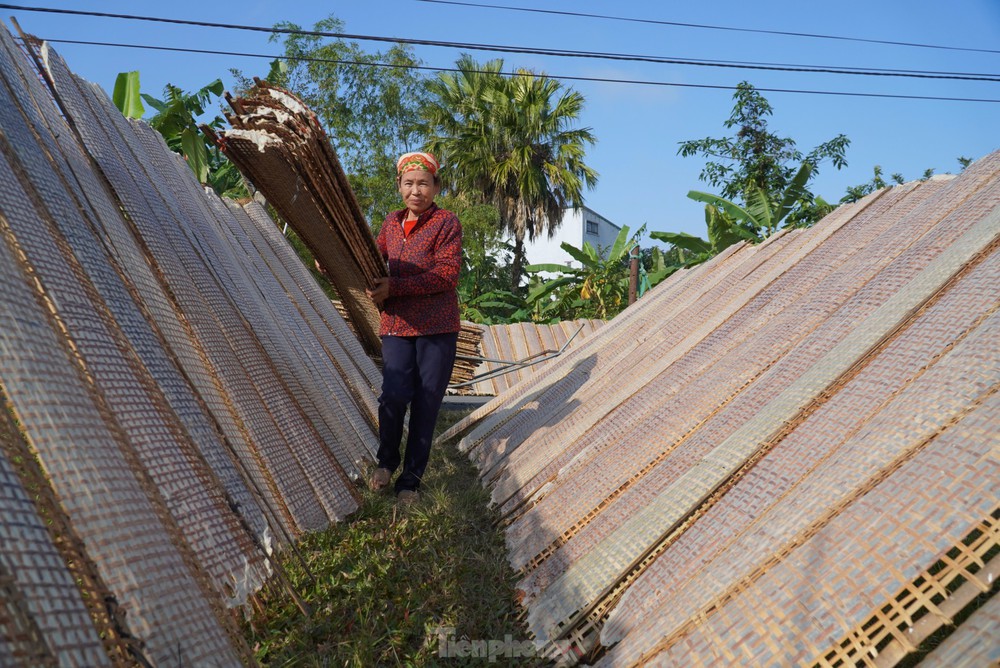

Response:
(366, 152), (462, 506)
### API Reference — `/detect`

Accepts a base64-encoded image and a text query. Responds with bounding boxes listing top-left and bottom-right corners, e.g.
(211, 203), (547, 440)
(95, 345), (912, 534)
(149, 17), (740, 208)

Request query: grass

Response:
(241, 407), (532, 667)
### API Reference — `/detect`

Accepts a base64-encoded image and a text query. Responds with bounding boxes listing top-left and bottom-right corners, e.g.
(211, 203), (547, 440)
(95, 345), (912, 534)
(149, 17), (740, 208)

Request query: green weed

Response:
(242, 408), (530, 667)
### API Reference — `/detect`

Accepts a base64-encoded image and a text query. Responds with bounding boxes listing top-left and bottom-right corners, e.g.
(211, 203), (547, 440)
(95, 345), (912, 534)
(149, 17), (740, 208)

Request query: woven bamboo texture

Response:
(509, 178), (945, 577)
(0, 115), (248, 666)
(0, 559), (56, 668)
(0, 51), (273, 599)
(464, 319), (606, 396)
(239, 199), (382, 415)
(39, 43), (361, 530)
(449, 149), (1000, 664)
(1, 27), (285, 547)
(434, 246), (737, 446)
(129, 119), (374, 482)
(0, 32), (265, 665)
(0, 26), (390, 665)
(214, 81), (385, 358)
(534, 169), (1000, 648)
(919, 585), (1000, 667)
(0, 402), (113, 667)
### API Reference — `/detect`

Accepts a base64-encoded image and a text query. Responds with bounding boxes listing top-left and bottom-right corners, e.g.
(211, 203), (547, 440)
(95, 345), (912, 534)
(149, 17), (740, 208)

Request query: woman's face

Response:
(398, 169), (440, 216)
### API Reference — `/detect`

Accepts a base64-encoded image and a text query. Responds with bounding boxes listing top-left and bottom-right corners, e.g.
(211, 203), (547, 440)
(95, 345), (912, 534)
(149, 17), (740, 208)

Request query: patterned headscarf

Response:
(396, 151), (439, 176)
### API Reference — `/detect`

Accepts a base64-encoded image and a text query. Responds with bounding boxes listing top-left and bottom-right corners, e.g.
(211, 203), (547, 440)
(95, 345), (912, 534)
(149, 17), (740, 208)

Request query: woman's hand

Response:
(366, 277), (391, 306)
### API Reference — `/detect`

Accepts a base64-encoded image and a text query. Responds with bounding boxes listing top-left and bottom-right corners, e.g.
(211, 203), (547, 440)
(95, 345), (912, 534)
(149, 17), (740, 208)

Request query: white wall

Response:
(521, 206), (621, 270)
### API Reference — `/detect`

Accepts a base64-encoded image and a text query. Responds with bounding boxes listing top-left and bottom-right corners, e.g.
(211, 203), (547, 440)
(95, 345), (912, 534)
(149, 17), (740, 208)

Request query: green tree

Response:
(841, 165), (905, 203)
(678, 81), (848, 228)
(113, 71), (249, 198)
(265, 15), (428, 228)
(648, 162), (833, 278)
(422, 55), (598, 291)
(687, 161), (821, 238)
(650, 202), (756, 274)
(435, 193), (519, 324)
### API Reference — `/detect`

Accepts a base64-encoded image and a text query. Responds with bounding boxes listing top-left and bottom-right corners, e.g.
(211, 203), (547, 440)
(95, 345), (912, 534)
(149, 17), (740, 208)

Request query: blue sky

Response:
(5, 0), (999, 240)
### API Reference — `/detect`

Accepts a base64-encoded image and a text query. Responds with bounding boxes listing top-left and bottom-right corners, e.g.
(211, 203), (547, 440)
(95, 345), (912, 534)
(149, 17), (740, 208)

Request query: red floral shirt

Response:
(376, 203), (462, 337)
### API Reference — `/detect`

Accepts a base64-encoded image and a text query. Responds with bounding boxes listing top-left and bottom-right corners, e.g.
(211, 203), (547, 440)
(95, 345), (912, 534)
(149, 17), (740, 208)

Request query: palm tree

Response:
(422, 55), (598, 291)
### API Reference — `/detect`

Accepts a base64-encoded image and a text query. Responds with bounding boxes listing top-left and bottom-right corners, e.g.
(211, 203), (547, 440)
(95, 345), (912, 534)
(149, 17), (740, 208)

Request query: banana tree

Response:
(112, 71), (144, 119)
(112, 71), (248, 197)
(140, 80), (225, 186)
(687, 161), (815, 237)
(650, 202), (756, 272)
(525, 224), (637, 320)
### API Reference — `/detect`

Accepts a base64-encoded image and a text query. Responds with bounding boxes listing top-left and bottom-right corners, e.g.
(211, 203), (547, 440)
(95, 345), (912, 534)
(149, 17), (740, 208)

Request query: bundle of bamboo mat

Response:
(452, 322), (486, 393)
(210, 80), (385, 358)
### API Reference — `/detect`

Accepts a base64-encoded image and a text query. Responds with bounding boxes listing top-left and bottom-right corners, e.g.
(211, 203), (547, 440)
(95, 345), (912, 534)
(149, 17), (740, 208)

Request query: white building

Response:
(521, 206), (622, 270)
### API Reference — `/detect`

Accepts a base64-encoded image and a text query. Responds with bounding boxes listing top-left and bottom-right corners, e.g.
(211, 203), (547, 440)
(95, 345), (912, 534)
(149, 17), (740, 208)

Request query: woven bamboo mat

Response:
(201, 191), (378, 476)
(484, 229), (814, 507)
(466, 319), (605, 396)
(240, 200), (382, 417)
(41, 43), (358, 531)
(50, 56), (333, 532)
(117, 103), (356, 525)
(435, 245), (742, 447)
(215, 83), (384, 358)
(21, 38), (300, 541)
(489, 190), (899, 508)
(466, 240), (769, 482)
(0, 44), (273, 610)
(918, 586), (1000, 667)
(601, 348), (999, 666)
(0, 129), (247, 666)
(131, 121), (371, 483)
(17, 52), (285, 544)
(230, 202), (380, 443)
(598, 231), (1000, 663)
(504, 178), (946, 572)
(0, 51), (278, 598)
(0, 560), (57, 668)
(0, 420), (111, 666)
(490, 230), (817, 515)
(5, 26), (291, 547)
(440, 194), (886, 449)
(522, 158), (1000, 648)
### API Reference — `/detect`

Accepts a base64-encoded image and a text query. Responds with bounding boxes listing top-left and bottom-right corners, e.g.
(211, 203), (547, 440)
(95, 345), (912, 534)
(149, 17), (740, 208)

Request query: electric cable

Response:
(3, 3), (999, 83)
(40, 38), (1000, 104)
(417, 0), (1000, 56)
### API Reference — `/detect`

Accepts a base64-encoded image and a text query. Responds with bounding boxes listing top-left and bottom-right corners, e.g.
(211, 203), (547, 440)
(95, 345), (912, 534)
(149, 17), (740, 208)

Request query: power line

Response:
(41, 39), (1000, 104)
(417, 0), (1000, 56)
(3, 3), (999, 83)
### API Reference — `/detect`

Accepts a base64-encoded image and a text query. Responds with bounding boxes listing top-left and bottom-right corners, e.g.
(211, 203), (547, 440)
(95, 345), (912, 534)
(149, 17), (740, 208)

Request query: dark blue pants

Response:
(377, 332), (458, 492)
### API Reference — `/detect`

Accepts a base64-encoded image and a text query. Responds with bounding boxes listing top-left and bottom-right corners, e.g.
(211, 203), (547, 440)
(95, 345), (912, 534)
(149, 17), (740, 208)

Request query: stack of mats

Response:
(210, 79), (389, 360)
(462, 319), (605, 395)
(439, 152), (1000, 665)
(450, 322), (486, 393)
(0, 27), (380, 665)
